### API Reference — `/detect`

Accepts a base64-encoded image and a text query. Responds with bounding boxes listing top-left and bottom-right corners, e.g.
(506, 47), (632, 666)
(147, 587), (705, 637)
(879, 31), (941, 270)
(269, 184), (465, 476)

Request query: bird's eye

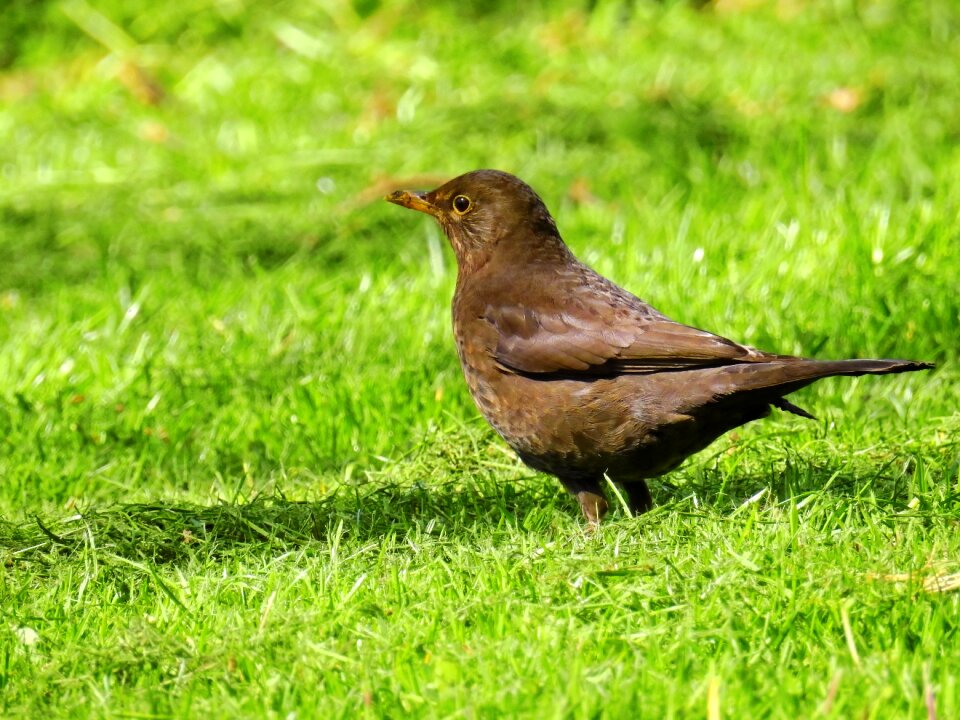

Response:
(452, 195), (472, 214)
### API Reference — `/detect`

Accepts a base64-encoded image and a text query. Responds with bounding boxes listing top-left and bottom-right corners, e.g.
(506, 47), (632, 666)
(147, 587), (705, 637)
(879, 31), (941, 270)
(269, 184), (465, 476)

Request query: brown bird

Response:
(386, 170), (933, 524)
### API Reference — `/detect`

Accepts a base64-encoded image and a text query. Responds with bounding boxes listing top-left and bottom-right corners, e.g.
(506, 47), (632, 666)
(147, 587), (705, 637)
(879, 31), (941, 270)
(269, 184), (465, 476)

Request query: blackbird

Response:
(386, 170), (933, 524)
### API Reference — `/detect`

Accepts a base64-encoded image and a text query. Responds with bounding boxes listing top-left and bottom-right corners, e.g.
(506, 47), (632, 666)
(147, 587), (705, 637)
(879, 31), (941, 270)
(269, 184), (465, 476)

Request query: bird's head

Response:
(386, 169), (569, 272)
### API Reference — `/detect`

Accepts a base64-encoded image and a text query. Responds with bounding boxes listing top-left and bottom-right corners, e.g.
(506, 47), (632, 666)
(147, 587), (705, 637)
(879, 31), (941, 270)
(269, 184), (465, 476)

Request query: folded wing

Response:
(487, 302), (779, 376)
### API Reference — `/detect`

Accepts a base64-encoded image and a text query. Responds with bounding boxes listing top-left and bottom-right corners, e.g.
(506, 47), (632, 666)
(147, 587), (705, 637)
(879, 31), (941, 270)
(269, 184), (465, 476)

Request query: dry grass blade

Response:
(867, 568), (960, 594)
(922, 573), (960, 594)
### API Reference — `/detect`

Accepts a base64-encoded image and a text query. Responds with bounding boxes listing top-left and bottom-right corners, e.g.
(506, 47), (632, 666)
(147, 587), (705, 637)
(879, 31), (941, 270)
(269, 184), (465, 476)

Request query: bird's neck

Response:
(499, 222), (576, 269)
(449, 212), (574, 276)
(454, 227), (577, 304)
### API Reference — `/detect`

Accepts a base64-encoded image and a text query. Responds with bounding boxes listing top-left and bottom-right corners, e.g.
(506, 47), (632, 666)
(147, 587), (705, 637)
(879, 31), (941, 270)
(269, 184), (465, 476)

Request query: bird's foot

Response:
(576, 491), (609, 526)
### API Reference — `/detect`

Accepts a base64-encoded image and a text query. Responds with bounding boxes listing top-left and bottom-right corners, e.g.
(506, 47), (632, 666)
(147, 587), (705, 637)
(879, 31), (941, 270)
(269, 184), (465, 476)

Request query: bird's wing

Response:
(486, 302), (775, 375)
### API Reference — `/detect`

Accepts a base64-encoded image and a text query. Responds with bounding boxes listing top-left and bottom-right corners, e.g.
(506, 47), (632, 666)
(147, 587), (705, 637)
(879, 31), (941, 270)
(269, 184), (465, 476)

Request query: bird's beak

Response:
(385, 189), (439, 217)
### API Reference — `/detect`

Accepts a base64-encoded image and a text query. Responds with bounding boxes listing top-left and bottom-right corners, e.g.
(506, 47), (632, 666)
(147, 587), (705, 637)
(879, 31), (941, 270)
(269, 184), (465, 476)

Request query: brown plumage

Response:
(386, 169), (933, 524)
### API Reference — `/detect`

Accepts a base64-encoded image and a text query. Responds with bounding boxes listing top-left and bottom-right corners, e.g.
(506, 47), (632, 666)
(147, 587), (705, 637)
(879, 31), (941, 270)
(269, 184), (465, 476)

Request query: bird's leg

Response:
(621, 480), (653, 516)
(559, 477), (609, 525)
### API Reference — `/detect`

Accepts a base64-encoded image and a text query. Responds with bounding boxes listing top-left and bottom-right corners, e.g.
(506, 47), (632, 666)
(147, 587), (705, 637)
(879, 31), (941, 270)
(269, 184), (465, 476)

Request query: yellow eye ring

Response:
(452, 195), (472, 214)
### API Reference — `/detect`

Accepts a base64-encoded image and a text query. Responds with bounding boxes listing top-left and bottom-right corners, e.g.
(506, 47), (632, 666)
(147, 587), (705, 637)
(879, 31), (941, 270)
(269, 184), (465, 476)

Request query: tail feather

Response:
(771, 397), (817, 420)
(801, 359), (935, 377)
(710, 357), (934, 412)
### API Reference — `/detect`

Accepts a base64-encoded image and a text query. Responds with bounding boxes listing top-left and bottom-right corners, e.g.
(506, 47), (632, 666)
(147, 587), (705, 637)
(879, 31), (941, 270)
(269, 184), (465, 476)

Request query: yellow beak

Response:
(385, 190), (440, 217)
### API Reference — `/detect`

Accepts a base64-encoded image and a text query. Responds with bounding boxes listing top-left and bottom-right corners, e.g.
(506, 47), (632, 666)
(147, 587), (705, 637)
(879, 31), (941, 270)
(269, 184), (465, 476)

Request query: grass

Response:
(1, 0), (959, 717)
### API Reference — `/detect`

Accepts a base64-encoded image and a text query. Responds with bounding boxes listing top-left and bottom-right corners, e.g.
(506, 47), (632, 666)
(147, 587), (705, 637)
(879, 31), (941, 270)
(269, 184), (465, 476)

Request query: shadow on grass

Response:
(654, 446), (957, 519)
(0, 478), (564, 566)
(3, 454), (948, 570)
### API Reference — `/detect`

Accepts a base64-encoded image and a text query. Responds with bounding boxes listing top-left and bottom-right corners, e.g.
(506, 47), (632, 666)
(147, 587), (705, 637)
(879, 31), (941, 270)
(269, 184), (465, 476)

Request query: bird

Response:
(385, 169), (933, 524)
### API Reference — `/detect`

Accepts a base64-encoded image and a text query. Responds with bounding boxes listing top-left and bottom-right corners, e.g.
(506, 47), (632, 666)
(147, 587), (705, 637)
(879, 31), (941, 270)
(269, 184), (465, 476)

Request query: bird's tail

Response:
(786, 358), (934, 378)
(711, 358), (934, 419)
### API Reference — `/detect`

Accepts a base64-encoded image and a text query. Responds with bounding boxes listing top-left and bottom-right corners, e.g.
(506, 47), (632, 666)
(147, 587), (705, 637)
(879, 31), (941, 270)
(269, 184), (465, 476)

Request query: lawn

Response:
(1, 0), (958, 717)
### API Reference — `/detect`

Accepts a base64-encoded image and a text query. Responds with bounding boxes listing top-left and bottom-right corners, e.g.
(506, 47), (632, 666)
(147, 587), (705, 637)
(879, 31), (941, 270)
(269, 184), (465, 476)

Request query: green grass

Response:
(1, 0), (959, 717)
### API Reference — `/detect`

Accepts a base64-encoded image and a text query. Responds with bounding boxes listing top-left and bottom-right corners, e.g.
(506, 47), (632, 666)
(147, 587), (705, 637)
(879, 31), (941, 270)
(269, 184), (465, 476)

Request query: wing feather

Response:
(487, 302), (774, 376)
